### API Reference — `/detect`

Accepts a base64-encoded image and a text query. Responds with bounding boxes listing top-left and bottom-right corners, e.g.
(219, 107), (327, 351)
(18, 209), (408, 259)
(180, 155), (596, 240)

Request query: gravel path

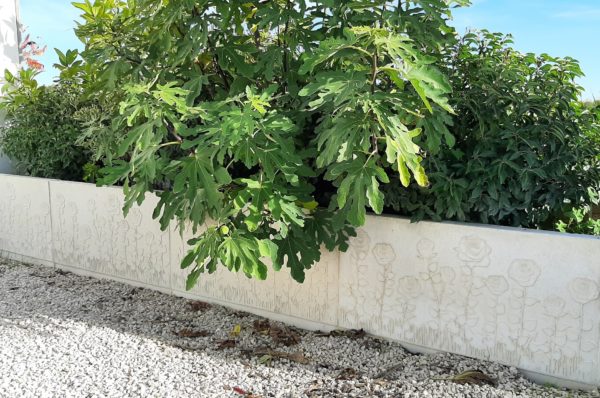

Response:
(0, 259), (597, 398)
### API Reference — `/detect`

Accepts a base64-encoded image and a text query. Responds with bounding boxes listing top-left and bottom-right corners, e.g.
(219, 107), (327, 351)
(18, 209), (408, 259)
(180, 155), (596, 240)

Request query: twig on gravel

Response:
(250, 347), (309, 364)
(230, 385), (262, 397)
(433, 370), (498, 387)
(315, 329), (366, 339)
(337, 367), (361, 380)
(374, 362), (404, 379)
(217, 339), (237, 350)
(252, 320), (301, 346)
(188, 301), (211, 312)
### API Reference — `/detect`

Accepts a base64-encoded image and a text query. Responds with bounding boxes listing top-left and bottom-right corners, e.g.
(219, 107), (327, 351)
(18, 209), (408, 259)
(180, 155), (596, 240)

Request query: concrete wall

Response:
(1, 173), (599, 388)
(0, 0), (20, 174)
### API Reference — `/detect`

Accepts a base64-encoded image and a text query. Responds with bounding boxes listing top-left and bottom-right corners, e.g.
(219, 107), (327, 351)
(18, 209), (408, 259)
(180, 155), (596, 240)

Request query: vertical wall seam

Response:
(14, 0), (23, 63)
(46, 180), (56, 268)
(168, 224), (173, 295)
(335, 248), (341, 328)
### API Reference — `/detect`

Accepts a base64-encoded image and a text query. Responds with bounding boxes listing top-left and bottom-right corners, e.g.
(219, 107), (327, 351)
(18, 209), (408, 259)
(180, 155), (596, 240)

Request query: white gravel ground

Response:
(0, 259), (598, 398)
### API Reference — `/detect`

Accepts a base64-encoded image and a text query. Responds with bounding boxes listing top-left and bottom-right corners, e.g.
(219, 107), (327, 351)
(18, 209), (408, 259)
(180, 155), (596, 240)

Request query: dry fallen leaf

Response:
(336, 367), (360, 380)
(304, 380), (323, 396)
(231, 386), (262, 398)
(230, 324), (242, 337)
(258, 354), (272, 365)
(286, 351), (309, 364)
(217, 339), (237, 350)
(174, 329), (211, 338)
(269, 325), (300, 346)
(316, 329), (366, 339)
(253, 319), (270, 334)
(374, 362), (404, 379)
(232, 310), (251, 318)
(442, 370), (498, 387)
(252, 347), (309, 364)
(188, 300), (211, 312)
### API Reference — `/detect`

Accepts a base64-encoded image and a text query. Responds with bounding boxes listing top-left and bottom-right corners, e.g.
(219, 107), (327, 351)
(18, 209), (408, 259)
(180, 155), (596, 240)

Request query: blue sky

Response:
(20, 0), (600, 100)
(451, 0), (600, 100)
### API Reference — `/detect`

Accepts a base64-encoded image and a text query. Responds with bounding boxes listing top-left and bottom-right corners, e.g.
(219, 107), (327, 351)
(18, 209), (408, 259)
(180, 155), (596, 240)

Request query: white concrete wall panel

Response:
(339, 217), (600, 385)
(0, 174), (51, 262)
(170, 225), (340, 326)
(48, 180), (171, 291)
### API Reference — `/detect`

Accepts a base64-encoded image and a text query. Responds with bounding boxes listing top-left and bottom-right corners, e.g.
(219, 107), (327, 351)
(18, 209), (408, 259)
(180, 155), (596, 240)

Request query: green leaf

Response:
(181, 250), (197, 269)
(218, 231), (268, 279)
(407, 66), (453, 114)
(186, 267), (203, 290)
(258, 239), (278, 263)
(325, 156), (389, 226)
(366, 176), (384, 214)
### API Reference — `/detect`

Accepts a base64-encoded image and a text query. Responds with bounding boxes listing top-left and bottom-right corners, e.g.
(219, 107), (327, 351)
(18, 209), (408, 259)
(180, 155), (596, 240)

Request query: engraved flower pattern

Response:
(508, 259), (541, 287)
(126, 208), (143, 228)
(485, 275), (509, 296)
(372, 243), (396, 265)
(455, 236), (491, 265)
(543, 295), (566, 316)
(397, 276), (421, 299)
(349, 229), (371, 260)
(569, 278), (599, 304)
(417, 238), (436, 260)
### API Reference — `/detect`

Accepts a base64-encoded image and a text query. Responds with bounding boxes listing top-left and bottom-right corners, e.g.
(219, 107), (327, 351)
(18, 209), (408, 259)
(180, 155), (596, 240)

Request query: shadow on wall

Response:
(0, 154), (13, 174)
(0, 9), (20, 175)
(0, 13), (20, 65)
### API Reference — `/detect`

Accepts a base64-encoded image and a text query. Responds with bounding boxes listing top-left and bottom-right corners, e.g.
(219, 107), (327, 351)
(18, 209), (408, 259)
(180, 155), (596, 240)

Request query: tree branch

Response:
(206, 36), (231, 91)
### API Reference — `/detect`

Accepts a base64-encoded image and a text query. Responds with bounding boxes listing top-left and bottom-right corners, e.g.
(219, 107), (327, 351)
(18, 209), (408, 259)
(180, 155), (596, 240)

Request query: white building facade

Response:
(0, 0), (20, 174)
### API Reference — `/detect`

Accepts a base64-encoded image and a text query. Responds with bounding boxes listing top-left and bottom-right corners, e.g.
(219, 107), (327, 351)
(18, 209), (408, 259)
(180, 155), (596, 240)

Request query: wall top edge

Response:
(0, 172), (123, 192)
(1, 172), (598, 242)
(368, 213), (600, 242)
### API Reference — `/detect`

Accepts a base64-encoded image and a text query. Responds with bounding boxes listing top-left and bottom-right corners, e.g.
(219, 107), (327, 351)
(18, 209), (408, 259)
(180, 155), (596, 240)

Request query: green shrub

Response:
(556, 188), (600, 236)
(383, 31), (600, 230)
(0, 69), (90, 180)
(72, 0), (468, 286)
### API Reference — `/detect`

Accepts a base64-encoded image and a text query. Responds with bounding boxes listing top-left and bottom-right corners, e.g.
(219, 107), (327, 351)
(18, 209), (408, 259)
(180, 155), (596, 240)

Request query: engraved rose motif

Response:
(397, 276), (421, 299)
(4, 183), (16, 201)
(416, 238), (436, 260)
(508, 259), (541, 287)
(569, 278), (599, 304)
(543, 295), (566, 316)
(349, 229), (371, 260)
(372, 243), (396, 265)
(485, 275), (509, 296)
(455, 236), (491, 264)
(126, 208), (143, 228)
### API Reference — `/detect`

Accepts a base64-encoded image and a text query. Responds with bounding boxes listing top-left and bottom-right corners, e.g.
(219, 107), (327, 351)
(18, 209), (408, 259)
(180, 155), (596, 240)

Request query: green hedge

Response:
(382, 31), (600, 231)
(0, 69), (90, 181)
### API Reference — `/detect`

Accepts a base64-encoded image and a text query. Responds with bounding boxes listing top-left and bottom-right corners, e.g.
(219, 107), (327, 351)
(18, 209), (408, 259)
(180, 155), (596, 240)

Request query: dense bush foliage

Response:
(0, 68), (90, 180)
(383, 31), (600, 229)
(70, 0), (469, 286)
(556, 204), (600, 236)
(0, 48), (117, 181)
